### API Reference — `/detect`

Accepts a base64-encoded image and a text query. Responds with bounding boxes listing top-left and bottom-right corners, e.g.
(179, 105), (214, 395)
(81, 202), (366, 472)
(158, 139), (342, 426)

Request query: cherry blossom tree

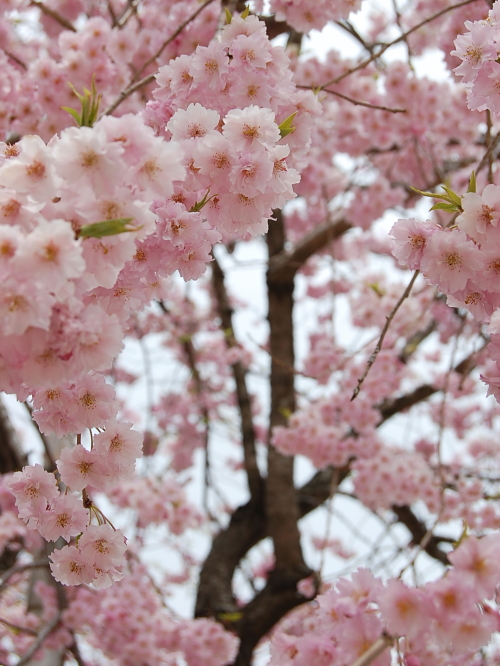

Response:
(3, 0), (500, 664)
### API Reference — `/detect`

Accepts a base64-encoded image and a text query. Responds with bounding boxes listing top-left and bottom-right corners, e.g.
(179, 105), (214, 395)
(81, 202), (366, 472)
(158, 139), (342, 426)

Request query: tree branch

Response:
(211, 256), (262, 501)
(232, 570), (310, 666)
(103, 0), (216, 116)
(195, 500), (265, 620)
(259, 15), (291, 40)
(266, 211), (310, 579)
(391, 505), (450, 565)
(318, 0), (480, 88)
(0, 398), (26, 475)
(313, 86), (406, 113)
(0, 560), (49, 595)
(378, 347), (482, 423)
(351, 271), (419, 401)
(15, 612), (61, 666)
(267, 218), (352, 284)
(30, 0), (76, 31)
(349, 635), (393, 666)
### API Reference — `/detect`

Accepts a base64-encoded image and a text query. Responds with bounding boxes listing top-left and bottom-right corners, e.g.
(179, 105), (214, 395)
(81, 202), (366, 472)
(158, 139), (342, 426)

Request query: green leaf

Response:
(79, 217), (141, 239)
(224, 7), (232, 23)
(278, 406), (292, 419)
(410, 186), (451, 202)
(440, 185), (462, 206)
(467, 170), (476, 194)
(61, 106), (82, 126)
(278, 111), (297, 138)
(217, 612), (243, 622)
(368, 282), (385, 296)
(241, 4), (250, 18)
(190, 190), (217, 212)
(63, 75), (102, 127)
(430, 202), (461, 212)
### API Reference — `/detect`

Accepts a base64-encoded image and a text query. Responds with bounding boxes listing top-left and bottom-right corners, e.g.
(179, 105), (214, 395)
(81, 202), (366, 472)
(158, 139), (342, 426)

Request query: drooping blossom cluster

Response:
(0, 114), (188, 577)
(5, 428), (142, 588)
(0, 8), (317, 588)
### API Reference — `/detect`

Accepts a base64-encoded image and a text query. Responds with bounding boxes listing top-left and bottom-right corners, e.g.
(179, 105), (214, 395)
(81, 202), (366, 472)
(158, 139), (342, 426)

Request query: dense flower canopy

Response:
(3, 0), (500, 665)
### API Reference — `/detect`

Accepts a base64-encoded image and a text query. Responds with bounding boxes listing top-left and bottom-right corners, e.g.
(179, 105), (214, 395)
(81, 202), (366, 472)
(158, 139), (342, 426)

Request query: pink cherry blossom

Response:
(57, 444), (108, 491)
(78, 524), (127, 569)
(7, 464), (59, 519)
(93, 420), (143, 476)
(420, 228), (484, 292)
(37, 494), (89, 541)
(50, 544), (94, 585)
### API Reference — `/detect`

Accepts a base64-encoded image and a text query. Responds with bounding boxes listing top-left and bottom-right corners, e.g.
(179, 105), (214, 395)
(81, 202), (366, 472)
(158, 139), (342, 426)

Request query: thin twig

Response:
(317, 468), (339, 583)
(116, 0), (143, 27)
(317, 0), (479, 88)
(107, 0), (118, 27)
(15, 612), (61, 666)
(391, 0), (414, 71)
(211, 255), (261, 501)
(320, 87), (406, 113)
(24, 402), (57, 472)
(131, 0), (214, 81)
(102, 73), (155, 116)
(394, 320), (468, 574)
(0, 560), (49, 595)
(30, 0), (76, 31)
(485, 110), (494, 184)
(349, 634), (393, 666)
(477, 128), (500, 177)
(335, 19), (375, 54)
(351, 271), (419, 401)
(0, 617), (37, 636)
(4, 50), (27, 69)
(103, 0), (216, 116)
(67, 638), (89, 666)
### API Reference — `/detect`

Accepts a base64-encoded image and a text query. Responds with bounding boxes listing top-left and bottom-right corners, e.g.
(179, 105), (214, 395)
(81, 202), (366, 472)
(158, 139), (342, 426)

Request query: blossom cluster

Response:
(108, 475), (202, 534)
(0, 115), (185, 402)
(0, 9), (317, 588)
(145, 13), (320, 238)
(352, 448), (440, 512)
(451, 1), (500, 116)
(270, 534), (500, 666)
(263, 0), (363, 33)
(6, 416), (142, 585)
(272, 394), (381, 469)
(62, 564), (239, 666)
(0, 0), (220, 140)
(390, 181), (500, 400)
(6, 462), (129, 587)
